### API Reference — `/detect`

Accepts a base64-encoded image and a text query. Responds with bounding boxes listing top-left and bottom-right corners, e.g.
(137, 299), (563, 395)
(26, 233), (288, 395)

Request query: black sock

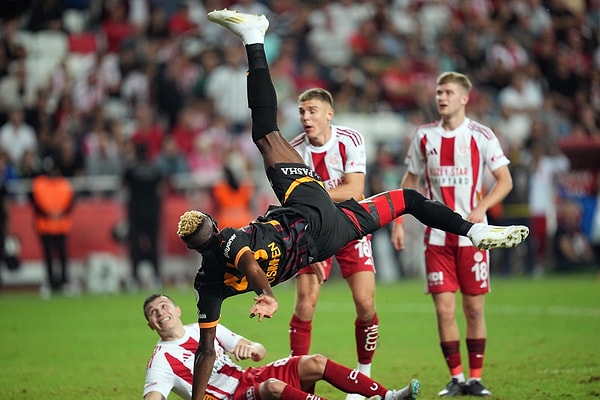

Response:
(246, 43), (278, 142)
(404, 189), (474, 235)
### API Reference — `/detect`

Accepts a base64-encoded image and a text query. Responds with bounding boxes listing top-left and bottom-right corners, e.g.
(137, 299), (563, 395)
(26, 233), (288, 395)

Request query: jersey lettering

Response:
(223, 234), (236, 258)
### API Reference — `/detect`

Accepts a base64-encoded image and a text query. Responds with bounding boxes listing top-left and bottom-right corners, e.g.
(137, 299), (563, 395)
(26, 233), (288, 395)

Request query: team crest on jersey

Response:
(457, 144), (469, 156)
(326, 154), (341, 167)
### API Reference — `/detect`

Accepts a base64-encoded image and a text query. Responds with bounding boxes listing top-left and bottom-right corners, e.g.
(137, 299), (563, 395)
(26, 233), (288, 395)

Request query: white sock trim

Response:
(242, 29), (264, 45)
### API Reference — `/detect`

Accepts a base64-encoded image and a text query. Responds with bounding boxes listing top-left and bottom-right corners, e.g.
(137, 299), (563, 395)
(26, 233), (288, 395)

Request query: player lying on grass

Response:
(142, 293), (421, 400)
(176, 9), (529, 400)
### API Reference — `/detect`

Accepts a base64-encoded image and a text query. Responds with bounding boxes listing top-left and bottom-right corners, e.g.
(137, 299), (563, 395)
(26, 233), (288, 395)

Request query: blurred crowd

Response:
(0, 0), (599, 276)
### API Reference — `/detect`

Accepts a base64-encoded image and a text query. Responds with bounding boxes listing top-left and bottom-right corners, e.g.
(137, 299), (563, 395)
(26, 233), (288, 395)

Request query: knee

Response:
(260, 378), (286, 400)
(304, 354), (328, 375)
(435, 304), (455, 323)
(352, 296), (376, 320)
(294, 298), (317, 319)
(463, 304), (484, 322)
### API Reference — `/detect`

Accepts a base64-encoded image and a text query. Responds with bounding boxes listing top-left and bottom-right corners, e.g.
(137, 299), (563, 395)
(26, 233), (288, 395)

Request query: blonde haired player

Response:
(392, 72), (514, 397)
(289, 87), (379, 400)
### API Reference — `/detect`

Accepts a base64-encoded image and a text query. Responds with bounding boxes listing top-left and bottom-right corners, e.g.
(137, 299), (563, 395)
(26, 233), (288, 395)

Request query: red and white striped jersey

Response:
(289, 125), (367, 190)
(405, 118), (510, 247)
(143, 323), (244, 400)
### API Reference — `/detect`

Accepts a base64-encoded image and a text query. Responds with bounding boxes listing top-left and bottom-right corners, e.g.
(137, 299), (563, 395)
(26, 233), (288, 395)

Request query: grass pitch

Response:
(1, 273), (599, 399)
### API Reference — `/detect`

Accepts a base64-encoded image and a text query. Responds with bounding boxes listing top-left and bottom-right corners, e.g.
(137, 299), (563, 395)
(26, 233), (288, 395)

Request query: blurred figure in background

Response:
(122, 143), (166, 290)
(527, 138), (570, 276)
(553, 199), (597, 272)
(211, 151), (254, 229)
(30, 156), (75, 297)
(0, 105), (38, 168)
(0, 151), (9, 291)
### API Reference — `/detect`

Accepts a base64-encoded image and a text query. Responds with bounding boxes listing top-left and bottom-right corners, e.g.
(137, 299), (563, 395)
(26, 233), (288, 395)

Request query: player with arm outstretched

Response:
(142, 293), (420, 400)
(180, 10), (529, 400)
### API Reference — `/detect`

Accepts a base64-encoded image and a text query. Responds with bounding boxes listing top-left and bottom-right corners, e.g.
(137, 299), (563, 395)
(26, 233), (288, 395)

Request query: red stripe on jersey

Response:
(206, 364), (244, 397)
(420, 134), (433, 200)
(336, 127), (363, 146)
(338, 141), (347, 169)
(470, 136), (481, 210)
(440, 136), (458, 247)
(290, 134), (306, 147)
(165, 352), (193, 385)
(180, 336), (198, 353)
(311, 151), (329, 181)
(468, 120), (495, 140)
(420, 134), (433, 243)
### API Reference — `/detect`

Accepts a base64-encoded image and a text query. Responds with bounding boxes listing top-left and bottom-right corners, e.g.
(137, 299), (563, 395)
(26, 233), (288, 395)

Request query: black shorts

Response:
(266, 163), (377, 261)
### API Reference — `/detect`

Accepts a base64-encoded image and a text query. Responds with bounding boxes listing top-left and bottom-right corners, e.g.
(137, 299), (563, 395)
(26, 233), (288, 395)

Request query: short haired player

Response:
(289, 87), (379, 400)
(142, 293), (420, 400)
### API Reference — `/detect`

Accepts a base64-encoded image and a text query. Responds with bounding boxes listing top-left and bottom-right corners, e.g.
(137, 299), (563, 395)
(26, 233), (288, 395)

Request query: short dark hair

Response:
(143, 293), (175, 320)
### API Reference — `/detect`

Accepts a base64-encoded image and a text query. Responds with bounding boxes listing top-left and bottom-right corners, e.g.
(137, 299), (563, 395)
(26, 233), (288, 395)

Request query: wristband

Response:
(394, 216), (404, 225)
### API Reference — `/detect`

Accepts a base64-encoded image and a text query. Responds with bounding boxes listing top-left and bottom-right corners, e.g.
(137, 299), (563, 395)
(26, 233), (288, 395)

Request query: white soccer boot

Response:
(467, 223), (529, 250)
(383, 378), (421, 400)
(207, 9), (269, 45)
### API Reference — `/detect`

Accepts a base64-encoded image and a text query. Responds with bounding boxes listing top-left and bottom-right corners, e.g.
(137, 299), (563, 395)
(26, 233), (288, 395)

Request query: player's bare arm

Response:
(231, 338), (267, 362)
(327, 171), (365, 202)
(192, 326), (217, 400)
(467, 165), (513, 223)
(237, 251), (279, 320)
(391, 171), (420, 251)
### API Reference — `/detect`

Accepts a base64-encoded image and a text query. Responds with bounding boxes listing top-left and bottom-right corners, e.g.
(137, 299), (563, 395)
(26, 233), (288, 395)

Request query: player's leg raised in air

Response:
(207, 8), (529, 254)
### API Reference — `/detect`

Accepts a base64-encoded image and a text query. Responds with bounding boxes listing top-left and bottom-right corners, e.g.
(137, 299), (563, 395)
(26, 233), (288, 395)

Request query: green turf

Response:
(1, 273), (599, 400)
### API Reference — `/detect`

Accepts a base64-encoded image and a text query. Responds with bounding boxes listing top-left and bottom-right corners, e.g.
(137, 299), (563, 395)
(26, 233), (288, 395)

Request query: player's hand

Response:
(308, 261), (327, 284)
(467, 206), (486, 223)
(231, 342), (266, 361)
(391, 221), (405, 251)
(249, 294), (278, 322)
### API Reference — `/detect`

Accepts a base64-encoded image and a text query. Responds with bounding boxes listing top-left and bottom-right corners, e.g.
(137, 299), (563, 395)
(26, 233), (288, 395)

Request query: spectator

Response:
(53, 132), (85, 178)
(84, 118), (123, 183)
(0, 60), (38, 109)
(497, 67), (544, 150)
(486, 32), (529, 90)
(0, 150), (10, 291)
(204, 43), (250, 133)
(527, 138), (570, 276)
(211, 152), (254, 229)
(101, 0), (135, 54)
(130, 103), (166, 161)
(26, 0), (65, 32)
(155, 135), (189, 193)
(122, 143), (166, 290)
(30, 156), (75, 297)
(553, 199), (597, 272)
(170, 106), (203, 158)
(0, 106), (38, 167)
(15, 148), (41, 179)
